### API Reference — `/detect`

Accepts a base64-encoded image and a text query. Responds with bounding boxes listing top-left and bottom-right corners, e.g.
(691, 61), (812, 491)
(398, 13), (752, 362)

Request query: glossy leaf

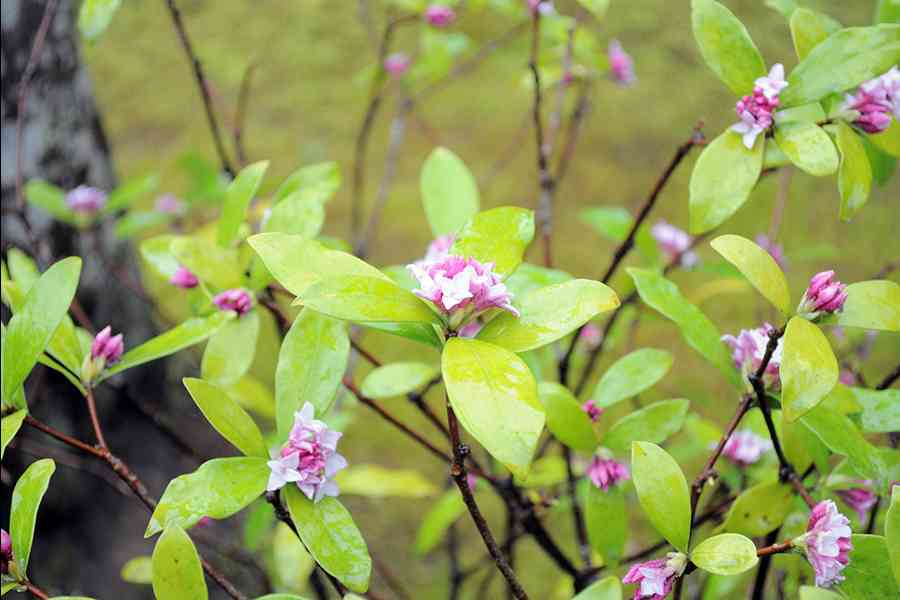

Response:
(780, 25), (900, 107)
(450, 207), (535, 277)
(851, 387), (900, 433)
(10, 458), (55, 577)
(101, 313), (233, 380)
(580, 207), (632, 242)
(24, 180), (74, 223)
(271, 523), (316, 594)
(2, 257), (81, 406)
(689, 130), (764, 234)
(283, 486), (372, 593)
(275, 310), (348, 434)
(302, 276), (440, 325)
(420, 147), (480, 237)
(604, 399), (690, 453)
(103, 174), (158, 214)
(360, 362), (438, 399)
(78, 0), (122, 40)
(887, 487), (900, 587)
(414, 489), (466, 555)
(140, 235), (181, 279)
(837, 534), (900, 599)
(145, 457), (269, 537)
(691, 0), (766, 95)
(593, 348), (673, 408)
(151, 526), (207, 600)
(575, 0), (611, 20)
(723, 480), (793, 537)
(1, 409), (27, 460)
(170, 237), (243, 289)
(801, 406), (886, 488)
(585, 485), (627, 566)
(833, 280), (900, 332)
(503, 263), (572, 298)
(224, 375), (275, 419)
(218, 161), (269, 247)
(790, 8), (841, 60)
(538, 382), (598, 452)
(710, 234), (791, 313)
(273, 161), (340, 205)
(773, 121), (839, 176)
(335, 464), (437, 498)
(263, 187), (326, 239)
(201, 311), (260, 385)
(869, 119), (900, 158)
(476, 279), (619, 353)
(799, 586), (843, 600)
(781, 316), (839, 422)
(442, 338), (544, 479)
(120, 555), (153, 584)
(572, 575), (623, 600)
(631, 442), (691, 553)
(690, 533), (759, 575)
(183, 378), (267, 458)
(835, 121), (873, 221)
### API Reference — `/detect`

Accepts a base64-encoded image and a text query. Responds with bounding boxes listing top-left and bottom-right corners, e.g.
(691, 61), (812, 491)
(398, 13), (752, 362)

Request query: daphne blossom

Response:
(651, 221), (697, 267)
(213, 289), (254, 317)
(836, 482), (877, 523)
(798, 270), (848, 318)
(65, 185), (107, 213)
(579, 323), (602, 349)
(608, 40), (636, 86)
(170, 265), (199, 289)
(1, 528), (12, 575)
(586, 454), (630, 491)
(82, 326), (124, 382)
(794, 500), (852, 587)
(424, 4), (455, 27)
(721, 430), (771, 466)
(731, 64), (788, 149)
(384, 53), (410, 78)
(839, 67), (899, 134)
(154, 194), (184, 214)
(267, 402), (348, 502)
(622, 552), (687, 599)
(581, 399), (604, 423)
(526, 0), (555, 16)
(722, 323), (783, 389)
(422, 234), (455, 263)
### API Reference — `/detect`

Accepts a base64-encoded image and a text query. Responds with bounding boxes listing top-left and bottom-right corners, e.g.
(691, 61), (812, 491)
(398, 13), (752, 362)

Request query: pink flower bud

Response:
(731, 64), (788, 149)
(608, 40), (636, 87)
(213, 289), (253, 317)
(586, 455), (629, 491)
(384, 53), (410, 78)
(839, 369), (857, 386)
(622, 552), (687, 599)
(65, 185), (107, 214)
(798, 271), (848, 317)
(836, 482), (877, 523)
(466, 474), (479, 492)
(458, 321), (483, 339)
(795, 500), (852, 587)
(1, 529), (11, 575)
(721, 430), (771, 466)
(422, 234), (456, 263)
(651, 221), (697, 267)
(424, 4), (455, 28)
(526, 0), (554, 16)
(841, 68), (898, 134)
(154, 194), (185, 214)
(170, 266), (199, 289)
(722, 323), (782, 390)
(91, 326), (124, 364)
(581, 399), (604, 423)
(579, 323), (602, 349)
(195, 516), (213, 528)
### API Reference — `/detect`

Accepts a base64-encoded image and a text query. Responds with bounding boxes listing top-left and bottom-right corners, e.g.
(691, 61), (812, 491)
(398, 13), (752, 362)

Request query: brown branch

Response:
(564, 446), (591, 567)
(21, 580), (49, 600)
(84, 386), (108, 449)
(528, 10), (555, 268)
(233, 61), (259, 167)
(877, 362), (900, 390)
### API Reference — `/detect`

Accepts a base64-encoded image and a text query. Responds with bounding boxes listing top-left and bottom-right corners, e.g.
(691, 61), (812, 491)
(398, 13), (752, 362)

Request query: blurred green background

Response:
(82, 0), (899, 597)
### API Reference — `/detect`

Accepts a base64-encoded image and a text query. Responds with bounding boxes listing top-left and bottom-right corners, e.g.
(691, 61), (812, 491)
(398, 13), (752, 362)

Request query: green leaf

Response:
(876, 0), (900, 24)
(572, 575), (623, 600)
(837, 534), (900, 599)
(25, 180), (75, 223)
(140, 235), (181, 279)
(248, 233), (390, 298)
(415, 489), (466, 555)
(887, 487), (900, 587)
(592, 348), (673, 408)
(115, 211), (172, 239)
(275, 310), (348, 434)
(78, 0), (122, 40)
(689, 130), (764, 234)
(801, 406), (886, 488)
(835, 121), (873, 221)
(442, 338), (544, 479)
(360, 362), (438, 399)
(504, 263), (572, 298)
(201, 311), (260, 385)
(170, 237), (243, 289)
(538, 382), (598, 452)
(833, 280), (900, 332)
(790, 8), (841, 60)
(420, 147), (480, 237)
(263, 187), (326, 239)
(722, 480), (793, 537)
(271, 523), (316, 594)
(1, 582), (16, 595)
(799, 586), (843, 600)
(604, 399), (690, 453)
(781, 316), (839, 422)
(580, 207), (633, 242)
(335, 464), (438, 498)
(1, 409), (27, 460)
(631, 442), (691, 553)
(301, 276), (440, 325)
(585, 484), (627, 566)
(100, 313), (233, 380)
(183, 378), (267, 458)
(103, 174), (158, 214)
(450, 207), (535, 277)
(691, 0), (766, 95)
(274, 161), (341, 205)
(868, 119), (900, 160)
(690, 533), (759, 575)
(10, 458), (55, 577)
(121, 555), (153, 584)
(773, 121), (839, 176)
(151, 526), (207, 600)
(851, 387), (900, 433)
(145, 457), (269, 537)
(710, 234), (791, 313)
(2, 257), (81, 406)
(781, 25), (900, 108)
(476, 279), (619, 353)
(218, 161), (269, 247)
(283, 486), (372, 593)
(575, 0), (610, 20)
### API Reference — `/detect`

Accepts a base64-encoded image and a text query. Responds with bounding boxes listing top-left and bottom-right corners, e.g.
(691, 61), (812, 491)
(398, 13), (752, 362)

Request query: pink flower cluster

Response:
(622, 552), (687, 600)
(1, 529), (11, 575)
(581, 399), (604, 423)
(798, 270), (848, 318)
(170, 266), (199, 289)
(267, 402), (348, 502)
(651, 221), (697, 267)
(65, 185), (107, 214)
(841, 67), (899, 134)
(608, 40), (636, 87)
(835, 482), (877, 523)
(155, 194), (184, 214)
(424, 4), (455, 27)
(795, 500), (852, 587)
(731, 64), (788, 149)
(722, 323), (783, 389)
(721, 430), (771, 466)
(213, 289), (253, 317)
(91, 326), (124, 364)
(384, 53), (410, 78)
(586, 455), (630, 491)
(408, 256), (519, 322)
(755, 234), (787, 270)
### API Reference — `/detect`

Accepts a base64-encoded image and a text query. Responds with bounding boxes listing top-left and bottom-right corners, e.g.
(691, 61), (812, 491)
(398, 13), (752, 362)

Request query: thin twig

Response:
(877, 362), (900, 390)
(84, 386), (108, 449)
(753, 529), (782, 600)
(21, 580), (50, 600)
(528, 9), (555, 268)
(233, 61), (258, 167)
(564, 446), (591, 567)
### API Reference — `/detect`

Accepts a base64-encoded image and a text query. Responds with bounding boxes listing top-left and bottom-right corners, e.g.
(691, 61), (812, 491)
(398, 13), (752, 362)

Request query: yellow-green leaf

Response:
(710, 234), (791, 313)
(151, 526), (207, 600)
(782, 316), (838, 422)
(631, 442), (691, 553)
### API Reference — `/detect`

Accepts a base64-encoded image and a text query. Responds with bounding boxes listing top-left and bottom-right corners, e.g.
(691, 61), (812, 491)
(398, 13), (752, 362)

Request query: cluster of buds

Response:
(266, 402), (348, 502)
(731, 64), (788, 149)
(408, 255), (519, 331)
(424, 4), (455, 28)
(839, 67), (899, 134)
(213, 289), (254, 317)
(722, 323), (783, 390)
(65, 185), (107, 214)
(755, 234), (787, 270)
(586, 452), (630, 491)
(1, 529), (11, 576)
(797, 270), (848, 319)
(793, 500), (852, 587)
(384, 53), (410, 78)
(835, 481), (877, 523)
(622, 552), (687, 599)
(154, 194), (185, 214)
(81, 326), (124, 382)
(651, 221), (697, 267)
(581, 399), (604, 423)
(721, 430), (771, 467)
(608, 40), (636, 87)
(170, 265), (199, 289)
